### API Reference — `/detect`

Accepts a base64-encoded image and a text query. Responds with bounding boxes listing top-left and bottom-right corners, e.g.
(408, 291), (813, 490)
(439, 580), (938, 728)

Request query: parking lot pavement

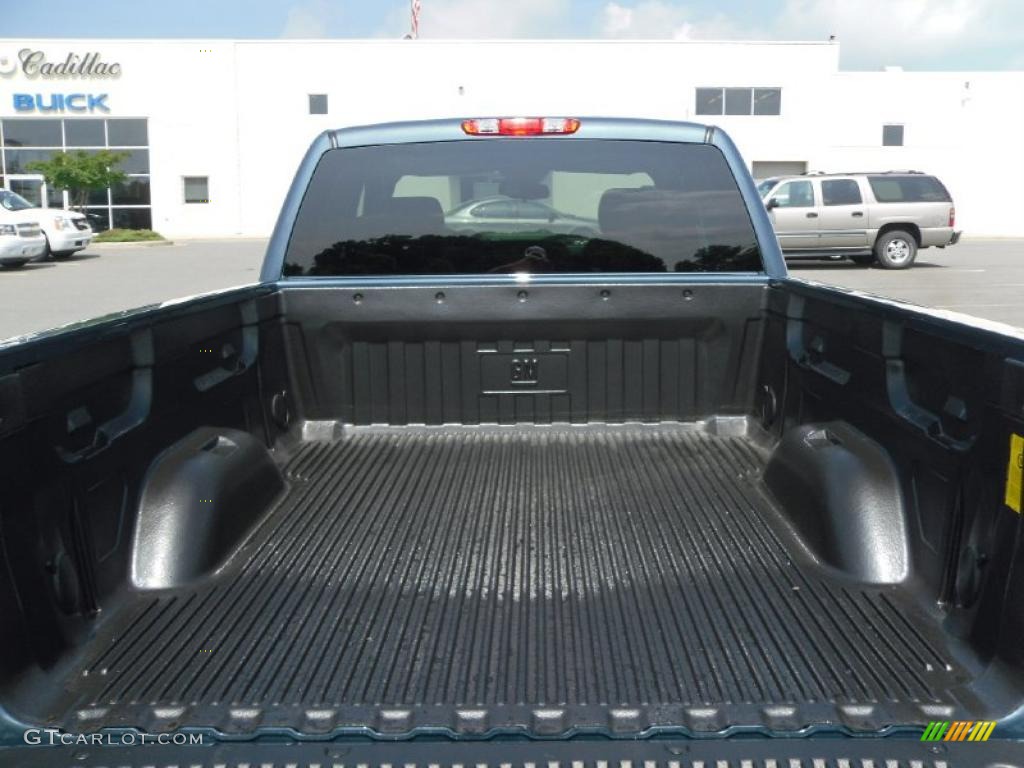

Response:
(786, 237), (1024, 330)
(0, 236), (1022, 343)
(0, 239), (266, 342)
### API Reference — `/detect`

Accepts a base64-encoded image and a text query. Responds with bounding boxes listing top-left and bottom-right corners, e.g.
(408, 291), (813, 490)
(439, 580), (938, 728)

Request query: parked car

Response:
(757, 171), (961, 268)
(445, 196), (598, 236)
(1, 118), (1022, 766)
(0, 202), (46, 268)
(0, 189), (93, 260)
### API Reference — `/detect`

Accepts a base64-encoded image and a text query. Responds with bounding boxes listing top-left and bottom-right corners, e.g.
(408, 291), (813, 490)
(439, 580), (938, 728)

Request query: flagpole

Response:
(410, 0), (421, 39)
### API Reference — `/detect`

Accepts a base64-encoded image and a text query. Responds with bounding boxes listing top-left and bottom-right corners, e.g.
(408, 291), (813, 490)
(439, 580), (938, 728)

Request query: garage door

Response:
(752, 161), (808, 179)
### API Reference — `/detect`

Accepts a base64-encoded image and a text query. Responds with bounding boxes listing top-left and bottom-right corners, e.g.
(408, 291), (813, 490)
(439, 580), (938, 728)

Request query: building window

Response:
(752, 160), (808, 179)
(695, 88), (724, 116)
(695, 87), (781, 116)
(753, 88), (782, 115)
(725, 88), (753, 115)
(112, 177), (151, 206)
(0, 118), (62, 147)
(183, 176), (210, 204)
(883, 124), (904, 146)
(0, 117), (151, 231)
(63, 119), (105, 147)
(309, 94), (328, 115)
(107, 119), (148, 147)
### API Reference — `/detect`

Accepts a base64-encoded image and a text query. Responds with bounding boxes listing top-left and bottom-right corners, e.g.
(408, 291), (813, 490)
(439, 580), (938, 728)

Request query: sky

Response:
(3, 0), (1023, 71)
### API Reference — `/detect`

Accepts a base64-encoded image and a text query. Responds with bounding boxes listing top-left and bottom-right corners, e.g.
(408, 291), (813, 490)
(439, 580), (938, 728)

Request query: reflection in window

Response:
(519, 201), (555, 219)
(2, 148), (57, 173)
(472, 201), (517, 218)
(284, 139), (764, 276)
(696, 87), (782, 117)
(83, 207), (110, 232)
(47, 185), (64, 209)
(86, 186), (111, 206)
(753, 88), (782, 115)
(695, 88), (724, 116)
(869, 175), (951, 203)
(111, 177), (151, 206)
(117, 149), (150, 174)
(112, 207), (153, 230)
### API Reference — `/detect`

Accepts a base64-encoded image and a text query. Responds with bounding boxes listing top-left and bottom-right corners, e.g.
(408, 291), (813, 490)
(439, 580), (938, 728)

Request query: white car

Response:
(0, 205), (46, 269)
(0, 190), (93, 261)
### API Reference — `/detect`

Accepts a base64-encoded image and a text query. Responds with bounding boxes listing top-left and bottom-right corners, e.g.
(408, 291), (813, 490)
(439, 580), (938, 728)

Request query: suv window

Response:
(868, 175), (951, 203)
(284, 139), (763, 275)
(822, 179), (862, 206)
(771, 180), (815, 208)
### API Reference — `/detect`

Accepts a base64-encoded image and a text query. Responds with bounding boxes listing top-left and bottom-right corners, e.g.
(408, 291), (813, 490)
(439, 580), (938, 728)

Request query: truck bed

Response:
(28, 424), (972, 736)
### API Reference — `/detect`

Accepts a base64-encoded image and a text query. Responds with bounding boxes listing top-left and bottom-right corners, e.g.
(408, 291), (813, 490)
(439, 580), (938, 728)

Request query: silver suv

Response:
(757, 171), (961, 269)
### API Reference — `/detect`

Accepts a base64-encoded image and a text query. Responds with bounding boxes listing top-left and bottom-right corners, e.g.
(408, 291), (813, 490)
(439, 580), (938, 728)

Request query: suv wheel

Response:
(875, 230), (917, 269)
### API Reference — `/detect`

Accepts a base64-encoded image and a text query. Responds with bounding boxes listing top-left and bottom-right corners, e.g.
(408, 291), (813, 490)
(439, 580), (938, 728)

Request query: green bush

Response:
(27, 150), (130, 210)
(94, 228), (166, 243)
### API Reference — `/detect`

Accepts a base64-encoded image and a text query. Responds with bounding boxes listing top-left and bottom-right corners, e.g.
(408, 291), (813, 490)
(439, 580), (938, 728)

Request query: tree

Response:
(26, 150), (130, 211)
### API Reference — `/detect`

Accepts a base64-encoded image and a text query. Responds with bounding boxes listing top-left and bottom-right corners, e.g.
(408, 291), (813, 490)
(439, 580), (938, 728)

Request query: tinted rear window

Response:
(868, 175), (951, 203)
(283, 139), (763, 277)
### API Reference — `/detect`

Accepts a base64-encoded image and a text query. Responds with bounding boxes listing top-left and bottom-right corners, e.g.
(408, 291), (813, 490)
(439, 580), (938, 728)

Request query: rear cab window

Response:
(284, 139), (764, 276)
(868, 175), (952, 203)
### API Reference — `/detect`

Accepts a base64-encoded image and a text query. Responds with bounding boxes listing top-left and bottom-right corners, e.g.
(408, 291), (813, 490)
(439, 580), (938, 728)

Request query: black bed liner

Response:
(29, 425), (977, 736)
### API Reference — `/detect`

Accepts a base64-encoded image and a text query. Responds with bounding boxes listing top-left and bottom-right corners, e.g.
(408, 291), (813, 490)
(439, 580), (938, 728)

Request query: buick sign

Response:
(13, 94), (111, 113)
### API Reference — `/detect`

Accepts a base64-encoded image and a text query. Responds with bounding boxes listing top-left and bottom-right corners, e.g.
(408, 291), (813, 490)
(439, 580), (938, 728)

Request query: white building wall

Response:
(0, 38), (1019, 237)
(230, 40), (844, 236)
(818, 72), (1024, 237)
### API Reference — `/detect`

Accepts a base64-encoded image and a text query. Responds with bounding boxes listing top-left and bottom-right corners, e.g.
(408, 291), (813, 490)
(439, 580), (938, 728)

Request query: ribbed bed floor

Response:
(49, 425), (971, 735)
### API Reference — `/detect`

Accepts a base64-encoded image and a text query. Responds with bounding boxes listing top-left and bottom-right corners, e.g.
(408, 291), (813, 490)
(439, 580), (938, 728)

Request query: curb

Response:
(90, 240), (175, 248)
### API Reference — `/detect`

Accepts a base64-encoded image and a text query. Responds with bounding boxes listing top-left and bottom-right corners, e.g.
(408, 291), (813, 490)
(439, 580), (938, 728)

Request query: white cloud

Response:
(598, 1), (753, 40)
(282, 1), (331, 38)
(777, 0), (988, 66)
(595, 0), (1024, 69)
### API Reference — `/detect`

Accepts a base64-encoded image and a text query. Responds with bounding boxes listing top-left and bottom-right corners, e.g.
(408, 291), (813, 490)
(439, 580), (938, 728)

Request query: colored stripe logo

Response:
(922, 720), (997, 742)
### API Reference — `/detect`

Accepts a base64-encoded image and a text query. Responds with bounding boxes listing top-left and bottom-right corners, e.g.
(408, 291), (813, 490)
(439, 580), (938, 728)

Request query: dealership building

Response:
(0, 38), (1020, 237)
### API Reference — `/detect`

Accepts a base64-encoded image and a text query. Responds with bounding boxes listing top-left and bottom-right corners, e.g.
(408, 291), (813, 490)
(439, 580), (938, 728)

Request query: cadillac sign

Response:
(0, 49), (122, 79)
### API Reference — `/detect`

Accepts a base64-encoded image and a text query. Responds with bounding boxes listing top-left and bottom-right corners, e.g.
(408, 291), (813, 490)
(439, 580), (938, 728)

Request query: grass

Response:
(93, 228), (167, 243)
